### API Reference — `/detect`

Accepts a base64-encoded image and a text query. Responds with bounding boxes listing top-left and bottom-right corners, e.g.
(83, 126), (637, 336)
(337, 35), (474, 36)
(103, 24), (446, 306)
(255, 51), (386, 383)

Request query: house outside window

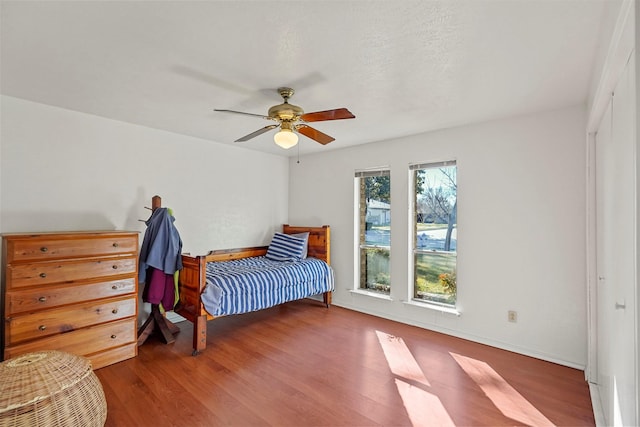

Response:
(355, 169), (391, 294)
(410, 161), (457, 306)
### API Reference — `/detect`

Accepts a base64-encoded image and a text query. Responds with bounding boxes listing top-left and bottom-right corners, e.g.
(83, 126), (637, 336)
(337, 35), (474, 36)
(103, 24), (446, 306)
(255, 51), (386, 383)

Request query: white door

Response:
(595, 95), (613, 424)
(594, 54), (637, 427)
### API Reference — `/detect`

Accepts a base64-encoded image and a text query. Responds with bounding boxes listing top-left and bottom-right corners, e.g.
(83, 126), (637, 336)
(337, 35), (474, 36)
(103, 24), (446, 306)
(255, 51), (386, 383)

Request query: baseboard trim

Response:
(589, 382), (607, 426)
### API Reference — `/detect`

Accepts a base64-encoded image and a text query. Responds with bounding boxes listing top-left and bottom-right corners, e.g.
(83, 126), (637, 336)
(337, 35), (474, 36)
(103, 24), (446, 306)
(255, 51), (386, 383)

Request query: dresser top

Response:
(2, 231), (139, 240)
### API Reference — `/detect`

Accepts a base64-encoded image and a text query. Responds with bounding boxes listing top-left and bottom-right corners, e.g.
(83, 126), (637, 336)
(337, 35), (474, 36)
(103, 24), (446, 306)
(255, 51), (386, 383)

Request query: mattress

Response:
(200, 256), (334, 316)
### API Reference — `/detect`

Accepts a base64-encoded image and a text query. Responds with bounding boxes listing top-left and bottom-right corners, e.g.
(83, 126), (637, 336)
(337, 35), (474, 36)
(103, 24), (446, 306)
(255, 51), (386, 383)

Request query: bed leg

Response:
(323, 291), (332, 308)
(192, 314), (207, 356)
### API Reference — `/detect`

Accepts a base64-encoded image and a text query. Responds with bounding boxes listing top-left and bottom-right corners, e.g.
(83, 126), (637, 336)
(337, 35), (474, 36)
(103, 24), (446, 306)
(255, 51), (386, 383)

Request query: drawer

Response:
(6, 256), (137, 289)
(6, 277), (136, 314)
(5, 234), (138, 263)
(5, 296), (137, 345)
(89, 342), (137, 370)
(4, 318), (136, 361)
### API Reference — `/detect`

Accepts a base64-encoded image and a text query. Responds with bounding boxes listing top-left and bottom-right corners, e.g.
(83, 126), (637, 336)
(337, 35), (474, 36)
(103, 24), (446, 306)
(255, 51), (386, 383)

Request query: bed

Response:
(175, 224), (333, 355)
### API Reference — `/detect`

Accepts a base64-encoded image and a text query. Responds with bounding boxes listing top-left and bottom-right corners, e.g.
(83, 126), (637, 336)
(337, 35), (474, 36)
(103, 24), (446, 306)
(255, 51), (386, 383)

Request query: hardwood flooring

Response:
(95, 300), (595, 426)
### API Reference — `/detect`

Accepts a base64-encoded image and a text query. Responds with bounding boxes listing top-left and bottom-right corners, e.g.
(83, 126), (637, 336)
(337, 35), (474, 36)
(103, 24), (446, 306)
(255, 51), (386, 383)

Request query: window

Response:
(355, 169), (391, 294)
(410, 161), (457, 306)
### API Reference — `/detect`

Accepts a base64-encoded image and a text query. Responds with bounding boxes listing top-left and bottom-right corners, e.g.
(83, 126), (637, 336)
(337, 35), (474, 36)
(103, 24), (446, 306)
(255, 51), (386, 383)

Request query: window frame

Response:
(354, 168), (391, 295)
(409, 160), (457, 307)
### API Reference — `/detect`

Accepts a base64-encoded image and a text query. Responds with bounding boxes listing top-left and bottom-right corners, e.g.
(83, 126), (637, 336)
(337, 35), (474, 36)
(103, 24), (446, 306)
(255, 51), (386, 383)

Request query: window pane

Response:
(363, 175), (390, 242)
(360, 247), (390, 293)
(414, 252), (456, 304)
(412, 163), (456, 305)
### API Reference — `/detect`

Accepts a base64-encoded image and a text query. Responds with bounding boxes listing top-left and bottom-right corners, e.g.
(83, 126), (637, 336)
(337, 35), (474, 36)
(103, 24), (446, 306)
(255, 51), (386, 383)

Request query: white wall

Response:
(0, 96), (289, 252)
(289, 106), (588, 368)
(1, 95), (289, 321)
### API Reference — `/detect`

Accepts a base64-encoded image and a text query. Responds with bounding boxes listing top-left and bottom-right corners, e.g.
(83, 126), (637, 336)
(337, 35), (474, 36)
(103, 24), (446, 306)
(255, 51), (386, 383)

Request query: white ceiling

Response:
(1, 1), (615, 156)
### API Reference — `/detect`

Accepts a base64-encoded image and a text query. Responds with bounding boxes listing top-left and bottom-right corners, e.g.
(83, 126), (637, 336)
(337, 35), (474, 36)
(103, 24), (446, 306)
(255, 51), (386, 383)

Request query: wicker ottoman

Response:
(0, 351), (107, 426)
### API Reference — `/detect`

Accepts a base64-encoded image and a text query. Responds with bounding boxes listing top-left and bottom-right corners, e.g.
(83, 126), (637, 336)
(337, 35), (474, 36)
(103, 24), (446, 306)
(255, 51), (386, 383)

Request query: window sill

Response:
(349, 289), (393, 301)
(402, 299), (461, 316)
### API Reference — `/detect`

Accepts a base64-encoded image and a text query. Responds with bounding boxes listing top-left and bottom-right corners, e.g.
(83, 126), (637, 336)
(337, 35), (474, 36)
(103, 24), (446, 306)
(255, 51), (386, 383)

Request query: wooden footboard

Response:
(174, 254), (209, 355)
(175, 225), (332, 355)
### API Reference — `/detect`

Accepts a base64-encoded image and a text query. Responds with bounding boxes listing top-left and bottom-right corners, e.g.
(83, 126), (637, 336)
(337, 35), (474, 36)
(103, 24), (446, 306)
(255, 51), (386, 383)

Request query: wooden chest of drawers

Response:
(1, 231), (139, 369)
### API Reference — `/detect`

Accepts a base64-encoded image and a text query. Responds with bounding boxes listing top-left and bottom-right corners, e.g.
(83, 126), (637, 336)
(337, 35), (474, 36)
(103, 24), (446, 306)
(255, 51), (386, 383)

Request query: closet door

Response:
(594, 54), (637, 426)
(595, 97), (613, 423)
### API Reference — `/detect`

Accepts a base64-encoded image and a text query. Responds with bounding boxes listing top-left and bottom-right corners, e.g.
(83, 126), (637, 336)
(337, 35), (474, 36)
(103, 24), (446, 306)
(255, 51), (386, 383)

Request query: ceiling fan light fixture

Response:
(273, 121), (298, 150)
(274, 128), (298, 149)
(215, 87), (355, 146)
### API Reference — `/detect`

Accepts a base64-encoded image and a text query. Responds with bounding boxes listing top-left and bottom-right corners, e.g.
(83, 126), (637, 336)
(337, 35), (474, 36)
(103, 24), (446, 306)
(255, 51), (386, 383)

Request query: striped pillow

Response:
(265, 232), (306, 261)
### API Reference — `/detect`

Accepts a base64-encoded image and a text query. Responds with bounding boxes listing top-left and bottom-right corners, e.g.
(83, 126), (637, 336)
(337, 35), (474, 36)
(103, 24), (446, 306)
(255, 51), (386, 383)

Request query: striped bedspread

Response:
(200, 256), (335, 316)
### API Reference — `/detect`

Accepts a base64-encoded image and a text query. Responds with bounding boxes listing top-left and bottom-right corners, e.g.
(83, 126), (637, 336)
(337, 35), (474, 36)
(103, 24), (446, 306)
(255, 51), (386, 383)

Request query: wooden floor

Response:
(95, 300), (595, 426)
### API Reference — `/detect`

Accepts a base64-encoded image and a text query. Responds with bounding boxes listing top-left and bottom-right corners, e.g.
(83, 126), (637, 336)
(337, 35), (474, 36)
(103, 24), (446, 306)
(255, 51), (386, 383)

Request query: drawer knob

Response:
(39, 325), (46, 331)
(111, 285), (118, 290)
(38, 296), (47, 303)
(40, 247), (48, 253)
(110, 334), (117, 339)
(112, 309), (118, 314)
(112, 265), (118, 269)
(112, 242), (119, 247)
(39, 273), (47, 278)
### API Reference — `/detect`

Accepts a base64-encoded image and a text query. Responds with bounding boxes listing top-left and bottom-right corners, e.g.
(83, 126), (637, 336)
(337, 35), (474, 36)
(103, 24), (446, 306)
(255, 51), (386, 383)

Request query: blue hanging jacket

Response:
(138, 207), (183, 283)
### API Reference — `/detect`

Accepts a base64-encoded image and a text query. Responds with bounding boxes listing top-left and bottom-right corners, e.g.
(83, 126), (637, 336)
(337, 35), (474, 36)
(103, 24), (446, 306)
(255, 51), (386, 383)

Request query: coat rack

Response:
(137, 195), (181, 346)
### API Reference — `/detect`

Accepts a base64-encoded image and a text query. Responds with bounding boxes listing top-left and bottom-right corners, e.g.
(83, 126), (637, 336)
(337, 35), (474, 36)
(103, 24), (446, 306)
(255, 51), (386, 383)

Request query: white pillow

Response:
(291, 232), (310, 259)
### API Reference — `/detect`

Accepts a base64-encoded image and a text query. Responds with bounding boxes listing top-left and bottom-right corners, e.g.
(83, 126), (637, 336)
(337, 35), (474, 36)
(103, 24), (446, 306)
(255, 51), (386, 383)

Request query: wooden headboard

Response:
(283, 224), (330, 264)
(201, 224), (330, 265)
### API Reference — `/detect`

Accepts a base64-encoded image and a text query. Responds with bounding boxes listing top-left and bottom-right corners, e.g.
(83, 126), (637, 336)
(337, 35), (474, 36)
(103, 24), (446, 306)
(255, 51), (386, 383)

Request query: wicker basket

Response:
(0, 351), (107, 426)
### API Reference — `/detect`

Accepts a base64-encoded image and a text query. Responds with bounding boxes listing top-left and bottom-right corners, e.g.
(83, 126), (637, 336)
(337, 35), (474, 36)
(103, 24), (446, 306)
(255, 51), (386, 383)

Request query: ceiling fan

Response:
(214, 87), (355, 149)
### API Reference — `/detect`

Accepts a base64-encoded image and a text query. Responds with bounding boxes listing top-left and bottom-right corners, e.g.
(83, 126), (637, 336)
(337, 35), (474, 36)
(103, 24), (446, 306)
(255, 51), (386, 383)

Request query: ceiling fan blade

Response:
(300, 108), (355, 122)
(235, 124), (279, 142)
(296, 124), (335, 145)
(214, 109), (271, 120)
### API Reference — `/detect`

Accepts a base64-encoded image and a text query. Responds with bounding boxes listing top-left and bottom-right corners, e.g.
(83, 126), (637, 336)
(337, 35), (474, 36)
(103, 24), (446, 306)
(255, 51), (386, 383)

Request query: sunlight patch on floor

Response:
(375, 331), (431, 387)
(450, 352), (555, 426)
(376, 331), (454, 427)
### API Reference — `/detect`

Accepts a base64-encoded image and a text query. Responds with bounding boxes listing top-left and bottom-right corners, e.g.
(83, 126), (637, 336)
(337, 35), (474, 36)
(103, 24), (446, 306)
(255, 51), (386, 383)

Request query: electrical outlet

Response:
(508, 310), (517, 323)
